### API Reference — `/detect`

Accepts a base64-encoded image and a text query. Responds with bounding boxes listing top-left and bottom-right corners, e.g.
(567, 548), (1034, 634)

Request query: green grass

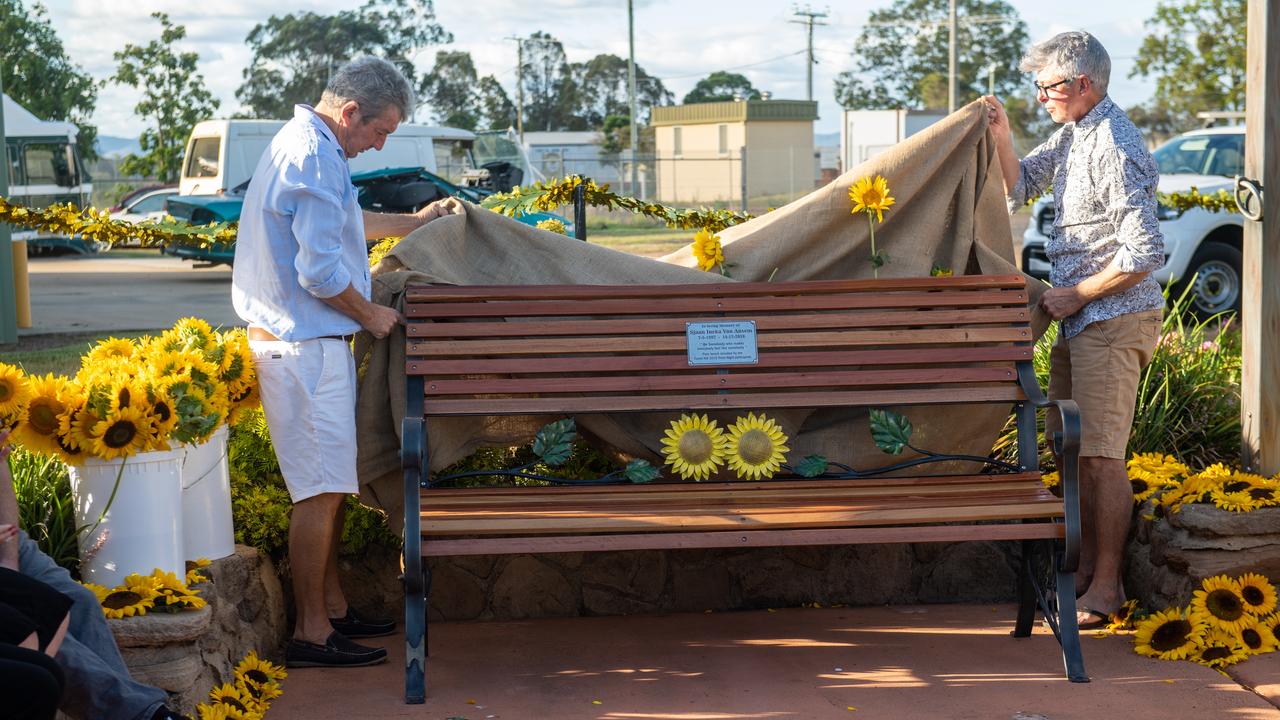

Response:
(4, 331), (154, 376)
(588, 227), (692, 258)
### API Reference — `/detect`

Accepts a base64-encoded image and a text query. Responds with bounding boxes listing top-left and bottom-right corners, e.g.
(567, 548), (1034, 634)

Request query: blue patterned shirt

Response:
(1008, 96), (1165, 339)
(232, 105), (370, 341)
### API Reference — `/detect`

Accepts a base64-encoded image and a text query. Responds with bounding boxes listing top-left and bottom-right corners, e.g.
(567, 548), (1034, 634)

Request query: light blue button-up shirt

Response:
(232, 105), (370, 341)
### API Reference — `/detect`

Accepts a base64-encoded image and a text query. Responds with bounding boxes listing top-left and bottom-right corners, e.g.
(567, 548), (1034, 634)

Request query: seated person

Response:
(1, 432), (189, 720)
(0, 550), (71, 720)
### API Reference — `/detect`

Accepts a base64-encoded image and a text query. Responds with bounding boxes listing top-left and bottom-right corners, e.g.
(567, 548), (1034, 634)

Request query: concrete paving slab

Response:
(272, 604), (1279, 720)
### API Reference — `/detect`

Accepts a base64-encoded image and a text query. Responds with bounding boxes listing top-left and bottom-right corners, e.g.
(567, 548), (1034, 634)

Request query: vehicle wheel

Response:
(1177, 241), (1242, 318)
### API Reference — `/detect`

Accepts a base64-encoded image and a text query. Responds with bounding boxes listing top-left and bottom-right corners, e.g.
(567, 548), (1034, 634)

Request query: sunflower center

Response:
(1202, 646), (1231, 661)
(1150, 619), (1192, 651)
(677, 430), (714, 464)
(864, 189), (882, 205)
(1241, 586), (1265, 606)
(0, 381), (13, 402)
(224, 697), (247, 712)
(1249, 487), (1274, 500)
(102, 590), (143, 610)
(1224, 480), (1250, 492)
(1207, 589), (1245, 620)
(1242, 628), (1262, 649)
(738, 429), (774, 465)
(154, 401), (172, 422)
(246, 669), (270, 685)
(118, 387), (131, 408)
(102, 419), (139, 449)
(28, 401), (61, 434)
(1130, 478), (1149, 494)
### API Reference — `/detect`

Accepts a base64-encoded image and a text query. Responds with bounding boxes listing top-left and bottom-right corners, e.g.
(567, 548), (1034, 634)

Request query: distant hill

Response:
(815, 132), (839, 148)
(96, 135), (142, 159)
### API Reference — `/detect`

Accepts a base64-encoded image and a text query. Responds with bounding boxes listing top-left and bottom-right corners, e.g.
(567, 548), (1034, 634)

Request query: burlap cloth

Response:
(353, 100), (1049, 526)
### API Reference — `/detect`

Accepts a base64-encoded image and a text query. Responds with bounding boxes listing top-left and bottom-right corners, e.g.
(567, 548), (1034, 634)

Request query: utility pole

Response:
(948, 0), (958, 113)
(627, 0), (638, 196)
(506, 36), (525, 141)
(790, 6), (828, 102)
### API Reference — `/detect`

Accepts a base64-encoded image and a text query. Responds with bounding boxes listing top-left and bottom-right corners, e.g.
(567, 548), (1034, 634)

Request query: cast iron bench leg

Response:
(1055, 565), (1089, 682)
(1011, 539), (1037, 638)
(403, 377), (427, 703)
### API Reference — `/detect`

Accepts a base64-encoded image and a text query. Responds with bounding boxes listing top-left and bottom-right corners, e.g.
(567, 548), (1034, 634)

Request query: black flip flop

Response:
(1076, 606), (1113, 630)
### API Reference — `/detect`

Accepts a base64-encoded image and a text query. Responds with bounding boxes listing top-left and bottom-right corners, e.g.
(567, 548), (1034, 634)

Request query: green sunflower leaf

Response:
(869, 408), (912, 455)
(532, 418), (577, 467)
(794, 454), (829, 478)
(623, 459), (660, 484)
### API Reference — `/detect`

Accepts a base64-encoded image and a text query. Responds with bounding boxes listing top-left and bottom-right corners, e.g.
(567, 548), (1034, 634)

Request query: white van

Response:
(178, 119), (477, 196)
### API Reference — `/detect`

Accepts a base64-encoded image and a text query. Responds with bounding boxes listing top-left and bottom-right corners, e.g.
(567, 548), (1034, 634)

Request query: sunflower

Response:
(99, 588), (155, 619)
(82, 582), (112, 604)
(661, 414), (728, 481)
(691, 228), (725, 273)
(12, 374), (70, 458)
(89, 406), (150, 460)
(1210, 488), (1257, 512)
(235, 650), (288, 685)
(1191, 575), (1251, 633)
(194, 703), (234, 720)
(1247, 482), (1280, 507)
(62, 405), (99, 454)
(1127, 452), (1189, 485)
(162, 317), (217, 354)
(1128, 470), (1162, 503)
(1237, 573), (1278, 616)
(0, 362), (28, 417)
(1192, 629), (1249, 668)
(144, 381), (179, 449)
(82, 337), (137, 368)
(186, 557), (213, 586)
(236, 676), (282, 707)
(725, 412), (790, 481)
(1238, 617), (1279, 655)
(1105, 598), (1144, 632)
(848, 175), (896, 223)
(144, 569), (207, 611)
(1133, 607), (1205, 661)
(208, 683), (261, 718)
(1040, 470), (1060, 489)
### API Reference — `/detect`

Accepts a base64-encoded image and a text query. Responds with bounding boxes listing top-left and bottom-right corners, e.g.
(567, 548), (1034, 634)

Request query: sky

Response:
(37, 0), (1159, 140)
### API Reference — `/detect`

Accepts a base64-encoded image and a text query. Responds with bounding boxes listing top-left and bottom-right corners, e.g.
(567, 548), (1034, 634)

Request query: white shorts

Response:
(250, 338), (359, 503)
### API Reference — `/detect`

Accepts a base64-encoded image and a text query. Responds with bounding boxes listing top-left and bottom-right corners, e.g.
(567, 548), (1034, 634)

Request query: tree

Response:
(682, 72), (760, 104)
(421, 50), (480, 129)
(571, 54), (672, 127)
(476, 76), (516, 130)
(1130, 0), (1246, 131)
(832, 0), (1028, 114)
(0, 1), (98, 161)
(111, 13), (220, 183)
(236, 0), (451, 120)
(521, 32), (581, 131)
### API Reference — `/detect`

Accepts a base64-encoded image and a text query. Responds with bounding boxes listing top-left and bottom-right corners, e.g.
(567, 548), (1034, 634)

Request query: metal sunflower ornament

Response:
(848, 175), (896, 278)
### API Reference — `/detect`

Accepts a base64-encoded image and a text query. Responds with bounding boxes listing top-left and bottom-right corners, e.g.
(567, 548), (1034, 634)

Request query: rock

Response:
(490, 556), (577, 618)
(1169, 505), (1280, 537)
(110, 606), (211, 647)
(426, 560), (489, 621)
(916, 541), (1018, 603)
(826, 544), (915, 605)
(727, 548), (821, 608)
(580, 550), (667, 615)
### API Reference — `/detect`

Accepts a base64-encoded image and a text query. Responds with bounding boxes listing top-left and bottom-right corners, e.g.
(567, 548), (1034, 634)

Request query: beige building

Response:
(650, 99), (818, 205)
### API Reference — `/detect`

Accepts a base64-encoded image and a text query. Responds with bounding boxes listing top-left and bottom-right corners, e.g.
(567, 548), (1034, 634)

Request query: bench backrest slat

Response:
(405, 275), (1033, 417)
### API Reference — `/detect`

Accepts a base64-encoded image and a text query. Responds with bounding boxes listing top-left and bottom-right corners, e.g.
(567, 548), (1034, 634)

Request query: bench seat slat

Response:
(409, 346), (1033, 376)
(422, 386), (1024, 416)
(407, 290), (1029, 319)
(420, 522), (1064, 556)
(423, 367), (1018, 396)
(407, 307), (1033, 339)
(409, 327), (1033, 358)
(405, 275), (1029, 303)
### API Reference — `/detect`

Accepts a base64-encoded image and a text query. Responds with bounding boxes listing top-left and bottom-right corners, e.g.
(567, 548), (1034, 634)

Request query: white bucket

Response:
(69, 446), (186, 588)
(181, 425), (236, 561)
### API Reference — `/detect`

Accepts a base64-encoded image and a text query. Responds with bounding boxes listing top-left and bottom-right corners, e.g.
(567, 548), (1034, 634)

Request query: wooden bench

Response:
(399, 274), (1086, 703)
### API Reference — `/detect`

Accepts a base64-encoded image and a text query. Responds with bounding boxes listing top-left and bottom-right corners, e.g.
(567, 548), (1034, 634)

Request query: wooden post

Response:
(1240, 0), (1280, 473)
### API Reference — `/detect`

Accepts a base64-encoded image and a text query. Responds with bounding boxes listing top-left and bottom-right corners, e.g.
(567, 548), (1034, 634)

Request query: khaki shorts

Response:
(1045, 309), (1162, 459)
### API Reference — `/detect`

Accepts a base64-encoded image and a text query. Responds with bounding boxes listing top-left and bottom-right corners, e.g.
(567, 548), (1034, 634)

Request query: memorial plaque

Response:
(686, 320), (758, 366)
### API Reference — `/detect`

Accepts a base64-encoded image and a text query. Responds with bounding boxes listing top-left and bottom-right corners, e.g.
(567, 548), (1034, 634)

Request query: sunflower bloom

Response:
(661, 414), (728, 481)
(848, 175), (896, 223)
(691, 228), (726, 274)
(725, 412), (790, 481)
(1192, 629), (1249, 668)
(1040, 471), (1060, 489)
(1210, 488), (1257, 512)
(12, 374), (70, 458)
(1192, 575), (1251, 633)
(1133, 607), (1205, 661)
(0, 362), (29, 417)
(186, 557), (213, 586)
(235, 649), (288, 684)
(207, 683), (261, 718)
(1238, 617), (1279, 655)
(1237, 573), (1278, 616)
(194, 703), (234, 720)
(89, 406), (150, 460)
(82, 337), (137, 368)
(99, 588), (155, 619)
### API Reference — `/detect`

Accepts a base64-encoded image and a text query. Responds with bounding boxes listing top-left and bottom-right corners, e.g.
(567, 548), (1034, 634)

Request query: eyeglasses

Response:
(1033, 78), (1074, 95)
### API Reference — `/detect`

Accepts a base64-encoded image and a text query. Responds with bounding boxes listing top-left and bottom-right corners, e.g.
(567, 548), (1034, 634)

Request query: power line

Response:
(789, 5), (829, 102)
(653, 50), (807, 81)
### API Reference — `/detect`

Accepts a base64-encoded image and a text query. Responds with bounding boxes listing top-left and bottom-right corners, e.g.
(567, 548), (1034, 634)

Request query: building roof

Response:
(650, 100), (819, 127)
(2, 93), (79, 139)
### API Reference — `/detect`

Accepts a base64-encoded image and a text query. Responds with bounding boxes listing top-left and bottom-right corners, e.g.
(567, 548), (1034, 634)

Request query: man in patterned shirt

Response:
(985, 31), (1164, 629)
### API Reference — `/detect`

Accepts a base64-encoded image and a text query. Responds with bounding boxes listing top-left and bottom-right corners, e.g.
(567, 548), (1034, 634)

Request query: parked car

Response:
(110, 185), (179, 224)
(163, 166), (571, 267)
(1021, 125), (1245, 316)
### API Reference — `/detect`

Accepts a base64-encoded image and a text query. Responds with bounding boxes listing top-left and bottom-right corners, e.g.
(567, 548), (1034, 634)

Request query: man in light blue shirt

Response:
(232, 56), (459, 668)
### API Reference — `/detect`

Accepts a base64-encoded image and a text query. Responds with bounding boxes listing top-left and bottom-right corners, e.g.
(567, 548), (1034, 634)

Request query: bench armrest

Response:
(1017, 362), (1082, 574)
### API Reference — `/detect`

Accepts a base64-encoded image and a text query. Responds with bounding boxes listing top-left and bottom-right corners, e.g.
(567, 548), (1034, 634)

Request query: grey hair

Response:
(1019, 31), (1111, 96)
(320, 56), (415, 123)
